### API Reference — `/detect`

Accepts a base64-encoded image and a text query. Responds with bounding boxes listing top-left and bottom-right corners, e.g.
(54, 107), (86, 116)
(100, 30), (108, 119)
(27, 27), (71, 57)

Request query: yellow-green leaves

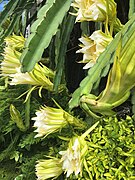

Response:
(84, 116), (135, 179)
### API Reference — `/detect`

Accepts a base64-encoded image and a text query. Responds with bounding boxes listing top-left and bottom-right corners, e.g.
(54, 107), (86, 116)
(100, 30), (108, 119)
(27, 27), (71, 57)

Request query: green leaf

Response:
(21, 0), (72, 72)
(0, 0), (19, 25)
(0, 14), (18, 44)
(0, 134), (19, 162)
(129, 0), (135, 19)
(53, 10), (75, 91)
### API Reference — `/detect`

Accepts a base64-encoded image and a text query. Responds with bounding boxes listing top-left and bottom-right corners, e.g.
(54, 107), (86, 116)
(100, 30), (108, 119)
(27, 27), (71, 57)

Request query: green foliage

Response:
(21, 0), (72, 72)
(129, 0), (135, 19)
(18, 132), (40, 150)
(0, 160), (19, 179)
(0, 0), (135, 180)
(53, 8), (75, 91)
(0, 0), (19, 25)
(0, 0), (37, 44)
(0, 86), (25, 132)
(83, 116), (135, 179)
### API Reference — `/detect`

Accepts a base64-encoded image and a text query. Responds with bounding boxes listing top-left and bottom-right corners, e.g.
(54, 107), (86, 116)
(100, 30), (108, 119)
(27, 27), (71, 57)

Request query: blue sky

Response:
(0, 1), (9, 12)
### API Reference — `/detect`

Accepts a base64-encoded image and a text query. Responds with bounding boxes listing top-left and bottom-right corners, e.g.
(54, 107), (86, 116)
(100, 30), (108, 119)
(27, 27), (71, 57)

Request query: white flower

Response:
(77, 30), (113, 69)
(36, 158), (63, 180)
(0, 35), (55, 91)
(71, 0), (116, 22)
(32, 106), (84, 138)
(59, 122), (99, 178)
(9, 67), (36, 85)
(59, 136), (88, 177)
(8, 64), (54, 90)
(59, 137), (81, 177)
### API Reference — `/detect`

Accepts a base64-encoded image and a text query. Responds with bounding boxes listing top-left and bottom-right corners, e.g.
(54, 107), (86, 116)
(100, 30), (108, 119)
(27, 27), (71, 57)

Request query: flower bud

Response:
(10, 104), (26, 132)
(35, 158), (63, 180)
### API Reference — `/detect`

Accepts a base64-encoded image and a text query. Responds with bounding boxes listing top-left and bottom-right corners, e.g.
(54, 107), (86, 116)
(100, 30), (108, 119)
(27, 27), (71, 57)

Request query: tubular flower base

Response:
(35, 158), (63, 180)
(77, 30), (113, 69)
(9, 63), (54, 91)
(71, 0), (116, 22)
(32, 105), (85, 138)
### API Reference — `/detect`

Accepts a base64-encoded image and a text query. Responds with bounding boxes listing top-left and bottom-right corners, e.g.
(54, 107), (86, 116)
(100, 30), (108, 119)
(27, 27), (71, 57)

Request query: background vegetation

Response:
(0, 0), (135, 180)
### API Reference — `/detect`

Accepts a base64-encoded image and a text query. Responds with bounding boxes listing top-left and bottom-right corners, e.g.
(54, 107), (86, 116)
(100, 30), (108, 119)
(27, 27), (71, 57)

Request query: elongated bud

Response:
(10, 104), (26, 132)
(36, 158), (63, 180)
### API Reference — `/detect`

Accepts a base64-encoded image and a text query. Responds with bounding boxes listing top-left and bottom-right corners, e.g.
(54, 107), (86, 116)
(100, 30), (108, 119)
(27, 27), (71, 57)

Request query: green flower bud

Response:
(10, 104), (26, 132)
(35, 158), (63, 180)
